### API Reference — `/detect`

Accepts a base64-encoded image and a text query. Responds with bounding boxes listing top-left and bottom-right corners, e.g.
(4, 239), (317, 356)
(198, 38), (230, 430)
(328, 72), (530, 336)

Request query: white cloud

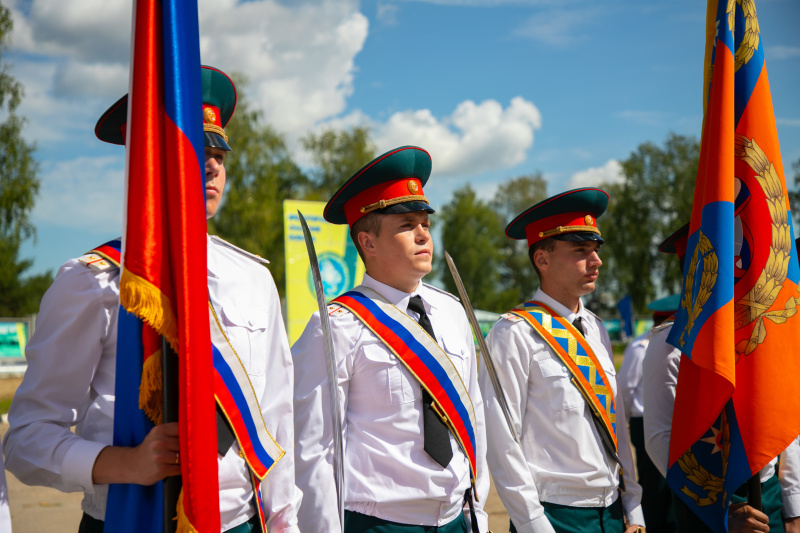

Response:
(568, 159), (623, 189)
(513, 8), (597, 47)
(372, 97), (542, 176)
(7, 0), (368, 142)
(377, 3), (400, 25)
(34, 156), (125, 230)
(777, 118), (800, 127)
(768, 45), (800, 61)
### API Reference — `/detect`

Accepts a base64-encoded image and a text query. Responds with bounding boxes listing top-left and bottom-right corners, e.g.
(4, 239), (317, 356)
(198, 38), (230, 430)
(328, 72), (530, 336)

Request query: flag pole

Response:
(162, 338), (181, 533)
(746, 475), (762, 511)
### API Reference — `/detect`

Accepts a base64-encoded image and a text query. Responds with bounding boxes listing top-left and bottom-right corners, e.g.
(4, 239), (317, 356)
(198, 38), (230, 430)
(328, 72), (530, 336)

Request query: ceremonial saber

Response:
(444, 251), (520, 444)
(298, 211), (345, 529)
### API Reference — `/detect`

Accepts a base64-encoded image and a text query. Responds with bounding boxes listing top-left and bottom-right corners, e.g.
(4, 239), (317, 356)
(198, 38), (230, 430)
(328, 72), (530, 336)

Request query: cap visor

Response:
(551, 231), (604, 244)
(375, 201), (435, 216)
(204, 131), (231, 151)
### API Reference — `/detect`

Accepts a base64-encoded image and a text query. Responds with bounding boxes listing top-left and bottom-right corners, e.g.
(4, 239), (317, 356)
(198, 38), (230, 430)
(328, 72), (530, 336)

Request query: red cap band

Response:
(343, 178), (426, 226)
(524, 211), (600, 247)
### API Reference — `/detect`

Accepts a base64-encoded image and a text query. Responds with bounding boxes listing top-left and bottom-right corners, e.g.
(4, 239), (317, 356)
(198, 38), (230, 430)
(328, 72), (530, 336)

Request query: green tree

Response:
(438, 185), (507, 311)
(208, 83), (307, 297)
(301, 127), (376, 200)
(0, 3), (49, 316)
(490, 174), (548, 307)
(599, 133), (699, 313)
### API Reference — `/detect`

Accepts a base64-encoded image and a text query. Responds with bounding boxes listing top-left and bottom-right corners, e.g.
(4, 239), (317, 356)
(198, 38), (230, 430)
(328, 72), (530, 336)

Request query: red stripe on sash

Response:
(335, 294), (477, 479)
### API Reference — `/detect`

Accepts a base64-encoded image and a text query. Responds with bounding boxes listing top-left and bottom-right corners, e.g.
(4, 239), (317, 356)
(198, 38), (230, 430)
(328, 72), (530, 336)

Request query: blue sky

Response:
(6, 0), (800, 275)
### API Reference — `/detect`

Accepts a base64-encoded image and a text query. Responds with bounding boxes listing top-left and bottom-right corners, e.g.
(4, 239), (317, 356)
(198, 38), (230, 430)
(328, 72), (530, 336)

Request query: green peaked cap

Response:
(324, 146), (434, 225)
(95, 65), (236, 148)
(647, 293), (680, 313)
(506, 187), (609, 245)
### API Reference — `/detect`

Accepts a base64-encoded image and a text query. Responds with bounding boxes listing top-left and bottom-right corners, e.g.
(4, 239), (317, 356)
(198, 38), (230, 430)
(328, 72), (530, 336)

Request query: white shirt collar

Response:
(361, 273), (436, 312)
(533, 287), (585, 323)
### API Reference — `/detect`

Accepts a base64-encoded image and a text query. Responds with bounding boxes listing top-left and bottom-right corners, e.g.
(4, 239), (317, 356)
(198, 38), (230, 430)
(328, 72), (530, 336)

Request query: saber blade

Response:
(444, 251), (520, 444)
(298, 210), (345, 528)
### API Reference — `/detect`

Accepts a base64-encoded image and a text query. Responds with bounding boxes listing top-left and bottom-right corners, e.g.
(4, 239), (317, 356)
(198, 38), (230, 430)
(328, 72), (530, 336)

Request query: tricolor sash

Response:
(510, 301), (618, 451)
(209, 303), (284, 532)
(332, 287), (478, 481)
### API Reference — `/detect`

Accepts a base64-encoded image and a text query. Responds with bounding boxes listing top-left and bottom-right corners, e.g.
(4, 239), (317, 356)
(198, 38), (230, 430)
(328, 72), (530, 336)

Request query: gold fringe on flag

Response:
(139, 350), (163, 424)
(176, 490), (199, 533)
(119, 268), (179, 349)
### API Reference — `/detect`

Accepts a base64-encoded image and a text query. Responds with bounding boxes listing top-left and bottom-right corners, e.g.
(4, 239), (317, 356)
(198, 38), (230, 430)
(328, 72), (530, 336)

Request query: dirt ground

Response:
(0, 376), (511, 532)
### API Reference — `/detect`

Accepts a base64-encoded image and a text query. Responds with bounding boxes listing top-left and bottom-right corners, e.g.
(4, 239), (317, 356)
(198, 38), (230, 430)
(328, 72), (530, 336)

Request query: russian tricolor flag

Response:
(105, 0), (219, 531)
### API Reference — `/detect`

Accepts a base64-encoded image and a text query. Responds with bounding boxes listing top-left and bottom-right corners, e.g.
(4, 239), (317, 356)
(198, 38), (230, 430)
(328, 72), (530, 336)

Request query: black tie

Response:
(572, 316), (585, 337)
(407, 295), (453, 468)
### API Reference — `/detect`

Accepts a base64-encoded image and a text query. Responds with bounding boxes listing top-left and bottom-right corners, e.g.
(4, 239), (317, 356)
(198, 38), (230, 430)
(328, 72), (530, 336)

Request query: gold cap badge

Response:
(408, 180), (419, 194)
(204, 107), (217, 125)
(585, 215), (593, 225)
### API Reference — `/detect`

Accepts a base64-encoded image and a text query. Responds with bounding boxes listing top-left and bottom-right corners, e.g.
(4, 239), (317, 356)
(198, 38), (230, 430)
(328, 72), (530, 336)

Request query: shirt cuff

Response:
(475, 512), (488, 533)
(783, 490), (800, 518)
(625, 505), (646, 529)
(511, 514), (558, 533)
(61, 440), (108, 494)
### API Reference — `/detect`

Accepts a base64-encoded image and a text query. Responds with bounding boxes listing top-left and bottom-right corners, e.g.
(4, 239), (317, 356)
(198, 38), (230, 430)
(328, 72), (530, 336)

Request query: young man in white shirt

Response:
(3, 66), (301, 533)
(479, 188), (645, 533)
(292, 146), (489, 533)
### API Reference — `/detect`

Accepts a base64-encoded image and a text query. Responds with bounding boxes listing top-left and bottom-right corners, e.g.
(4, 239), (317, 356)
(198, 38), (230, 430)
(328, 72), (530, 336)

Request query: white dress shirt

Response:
(617, 331), (651, 419)
(4, 236), (302, 532)
(642, 322), (800, 517)
(480, 288), (644, 533)
(292, 273), (489, 533)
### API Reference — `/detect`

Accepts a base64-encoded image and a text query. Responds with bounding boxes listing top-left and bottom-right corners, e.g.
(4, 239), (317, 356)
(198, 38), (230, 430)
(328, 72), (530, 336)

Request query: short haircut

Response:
(350, 211), (383, 263)
(528, 237), (558, 280)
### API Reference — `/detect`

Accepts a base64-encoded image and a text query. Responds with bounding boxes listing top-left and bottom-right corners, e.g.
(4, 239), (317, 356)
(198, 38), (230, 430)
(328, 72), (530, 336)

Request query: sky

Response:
(5, 0), (800, 276)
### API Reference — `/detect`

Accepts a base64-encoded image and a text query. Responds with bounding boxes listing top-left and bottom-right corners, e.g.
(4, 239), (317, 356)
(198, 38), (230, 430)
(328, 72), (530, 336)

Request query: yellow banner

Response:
(284, 200), (365, 344)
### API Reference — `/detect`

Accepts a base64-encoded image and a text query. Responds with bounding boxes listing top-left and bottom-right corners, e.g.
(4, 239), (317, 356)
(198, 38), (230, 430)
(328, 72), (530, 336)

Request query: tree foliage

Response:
(301, 127), (376, 200)
(0, 3), (49, 316)
(438, 186), (506, 311)
(491, 174), (548, 308)
(599, 133), (699, 313)
(437, 174), (548, 312)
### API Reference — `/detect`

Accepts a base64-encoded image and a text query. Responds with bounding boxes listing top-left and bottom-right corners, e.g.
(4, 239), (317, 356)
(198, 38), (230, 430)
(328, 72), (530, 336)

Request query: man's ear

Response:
(358, 231), (377, 258)
(534, 248), (549, 273)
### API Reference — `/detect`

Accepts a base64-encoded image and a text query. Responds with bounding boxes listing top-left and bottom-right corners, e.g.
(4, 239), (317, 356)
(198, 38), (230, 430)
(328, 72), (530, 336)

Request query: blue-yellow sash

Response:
(510, 301), (618, 451)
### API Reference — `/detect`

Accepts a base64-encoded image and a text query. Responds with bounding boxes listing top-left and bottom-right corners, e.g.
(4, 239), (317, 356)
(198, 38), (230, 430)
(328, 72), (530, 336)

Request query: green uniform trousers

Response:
(79, 512), (261, 533)
(345, 510), (469, 533)
(510, 498), (624, 533)
(673, 472), (784, 533)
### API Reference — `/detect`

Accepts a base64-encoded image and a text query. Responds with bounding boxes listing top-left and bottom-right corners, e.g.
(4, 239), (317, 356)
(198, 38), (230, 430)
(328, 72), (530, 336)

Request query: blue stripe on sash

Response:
(342, 291), (476, 450)
(212, 344), (275, 470)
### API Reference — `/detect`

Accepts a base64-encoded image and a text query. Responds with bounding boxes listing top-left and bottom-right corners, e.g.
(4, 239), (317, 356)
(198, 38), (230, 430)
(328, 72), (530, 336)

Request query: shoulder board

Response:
(652, 321), (674, 334)
(422, 283), (460, 302)
(326, 302), (348, 317)
(79, 238), (122, 271)
(78, 252), (119, 272)
(210, 235), (269, 264)
(500, 312), (524, 323)
(585, 308), (604, 322)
